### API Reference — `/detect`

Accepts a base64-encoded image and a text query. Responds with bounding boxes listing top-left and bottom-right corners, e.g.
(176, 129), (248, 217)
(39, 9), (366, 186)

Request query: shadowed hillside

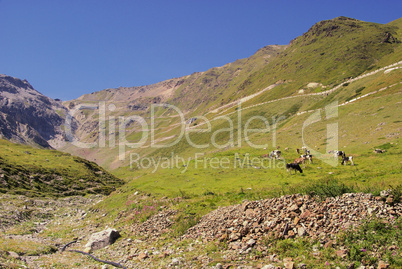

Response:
(0, 139), (124, 197)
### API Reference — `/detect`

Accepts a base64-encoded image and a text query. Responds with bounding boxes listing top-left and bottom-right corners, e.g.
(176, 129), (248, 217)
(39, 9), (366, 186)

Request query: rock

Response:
(219, 233), (228, 242)
(247, 239), (256, 246)
(261, 265), (276, 269)
(324, 240), (334, 248)
(386, 197), (393, 204)
(284, 261), (295, 269)
(368, 207), (377, 215)
(138, 252), (148, 260)
(377, 261), (389, 269)
(215, 263), (223, 269)
(84, 228), (120, 252)
(335, 249), (348, 258)
(287, 230), (295, 237)
(307, 82), (321, 88)
(299, 210), (311, 219)
(230, 233), (240, 241)
(170, 258), (181, 266)
(269, 254), (278, 262)
(289, 204), (299, 212)
(230, 242), (242, 250)
(245, 208), (256, 218)
(242, 201), (250, 211)
(7, 251), (20, 259)
(297, 227), (306, 237)
(380, 190), (389, 197)
(388, 245), (397, 251)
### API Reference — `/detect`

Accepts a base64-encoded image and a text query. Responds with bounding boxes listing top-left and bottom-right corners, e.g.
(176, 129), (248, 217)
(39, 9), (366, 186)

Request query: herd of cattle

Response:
(262, 147), (355, 175)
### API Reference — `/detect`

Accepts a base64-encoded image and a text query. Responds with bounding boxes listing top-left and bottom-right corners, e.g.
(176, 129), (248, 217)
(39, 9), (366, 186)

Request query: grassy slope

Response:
(105, 68), (401, 225)
(168, 17), (401, 113)
(103, 17), (402, 205)
(169, 45), (286, 113)
(0, 139), (124, 197)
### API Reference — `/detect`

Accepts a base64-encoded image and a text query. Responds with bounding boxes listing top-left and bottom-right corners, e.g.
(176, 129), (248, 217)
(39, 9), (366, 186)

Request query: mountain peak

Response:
(302, 16), (362, 39)
(289, 16), (400, 47)
(0, 75), (74, 148)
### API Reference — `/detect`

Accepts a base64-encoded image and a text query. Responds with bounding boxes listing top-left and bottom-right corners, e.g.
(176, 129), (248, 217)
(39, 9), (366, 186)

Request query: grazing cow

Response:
(341, 156), (354, 166)
(293, 156), (306, 168)
(286, 163), (303, 174)
(334, 150), (346, 158)
(270, 150), (281, 159)
(374, 149), (386, 154)
(301, 154), (313, 164)
(296, 148), (300, 154)
(261, 153), (270, 158)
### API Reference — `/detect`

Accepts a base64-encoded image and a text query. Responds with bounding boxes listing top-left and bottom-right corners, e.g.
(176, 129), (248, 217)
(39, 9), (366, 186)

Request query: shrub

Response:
(303, 179), (355, 198)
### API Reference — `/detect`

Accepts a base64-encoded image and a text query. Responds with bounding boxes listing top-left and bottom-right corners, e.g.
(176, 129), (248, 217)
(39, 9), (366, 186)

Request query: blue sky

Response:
(0, 0), (401, 101)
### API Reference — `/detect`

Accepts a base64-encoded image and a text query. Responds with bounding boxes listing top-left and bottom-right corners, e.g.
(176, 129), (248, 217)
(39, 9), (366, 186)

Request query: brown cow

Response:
(293, 156), (306, 168)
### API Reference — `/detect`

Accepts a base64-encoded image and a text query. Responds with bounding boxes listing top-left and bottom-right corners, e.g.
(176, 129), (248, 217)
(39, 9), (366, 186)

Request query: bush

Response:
(389, 184), (402, 203)
(303, 179), (355, 198)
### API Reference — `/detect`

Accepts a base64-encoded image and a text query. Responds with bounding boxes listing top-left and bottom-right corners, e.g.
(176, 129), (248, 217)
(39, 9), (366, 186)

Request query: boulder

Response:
(7, 251), (20, 259)
(377, 261), (389, 269)
(85, 228), (120, 252)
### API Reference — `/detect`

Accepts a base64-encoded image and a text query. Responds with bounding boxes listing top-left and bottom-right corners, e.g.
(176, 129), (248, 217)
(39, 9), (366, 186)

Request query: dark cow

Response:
(341, 156), (354, 166)
(286, 163), (303, 174)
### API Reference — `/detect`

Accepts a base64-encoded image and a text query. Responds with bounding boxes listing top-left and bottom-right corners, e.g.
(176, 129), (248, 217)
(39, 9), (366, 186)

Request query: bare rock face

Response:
(0, 74), (76, 148)
(84, 228), (120, 252)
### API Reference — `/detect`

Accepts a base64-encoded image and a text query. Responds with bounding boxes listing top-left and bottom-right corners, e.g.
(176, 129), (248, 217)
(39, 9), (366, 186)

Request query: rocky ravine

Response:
(1, 191), (400, 268)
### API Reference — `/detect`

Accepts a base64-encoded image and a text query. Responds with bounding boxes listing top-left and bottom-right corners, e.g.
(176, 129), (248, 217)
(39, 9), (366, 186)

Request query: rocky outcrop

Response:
(0, 74), (75, 148)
